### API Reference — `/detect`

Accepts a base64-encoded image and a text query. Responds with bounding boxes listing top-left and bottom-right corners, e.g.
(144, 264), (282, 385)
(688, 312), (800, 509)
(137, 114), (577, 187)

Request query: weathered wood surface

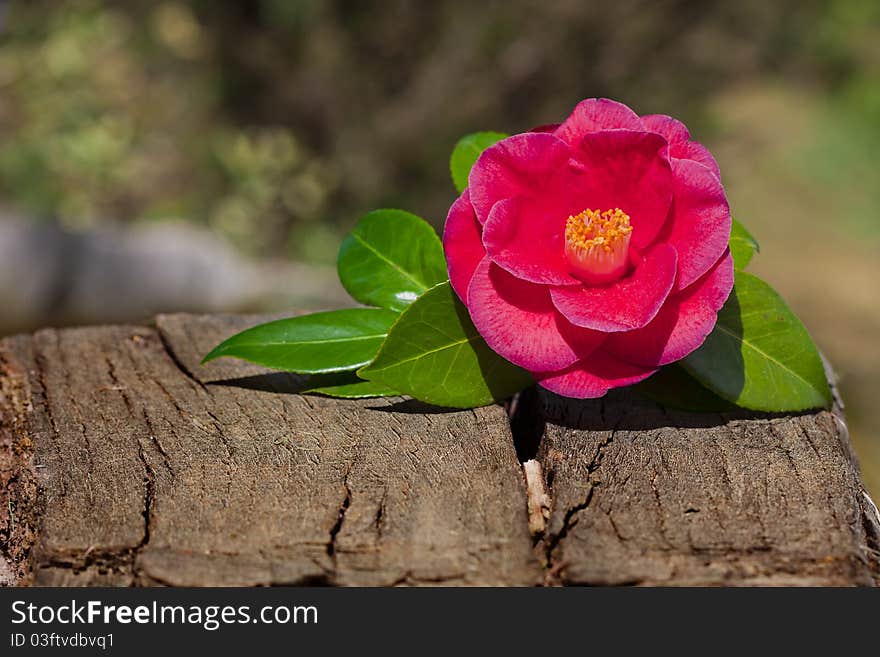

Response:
(538, 392), (879, 585)
(1, 313), (878, 586)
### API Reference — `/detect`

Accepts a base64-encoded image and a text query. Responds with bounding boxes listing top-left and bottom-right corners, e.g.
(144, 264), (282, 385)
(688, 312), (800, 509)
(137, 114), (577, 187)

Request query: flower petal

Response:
(467, 258), (604, 372)
(468, 132), (571, 224)
(672, 142), (721, 179)
(642, 113), (721, 178)
(604, 250), (734, 367)
(571, 130), (673, 249)
(536, 350), (657, 399)
(443, 190), (486, 303)
(641, 113), (690, 143)
(482, 197), (582, 286)
(554, 98), (643, 146)
(665, 158), (731, 291)
(550, 243), (678, 332)
(530, 123), (560, 133)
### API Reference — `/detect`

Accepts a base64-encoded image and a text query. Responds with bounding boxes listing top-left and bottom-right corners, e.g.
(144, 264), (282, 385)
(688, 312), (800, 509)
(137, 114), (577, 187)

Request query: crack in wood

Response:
(326, 466), (353, 575)
(134, 437), (156, 555)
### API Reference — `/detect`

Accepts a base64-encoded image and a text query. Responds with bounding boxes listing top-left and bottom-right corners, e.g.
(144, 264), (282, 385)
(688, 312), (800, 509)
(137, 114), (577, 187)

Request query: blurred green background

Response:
(0, 0), (877, 492)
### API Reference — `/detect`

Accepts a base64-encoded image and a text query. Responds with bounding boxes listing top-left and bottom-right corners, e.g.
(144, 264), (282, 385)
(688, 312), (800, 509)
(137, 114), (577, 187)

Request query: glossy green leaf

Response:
(304, 372), (399, 399)
(337, 209), (448, 311)
(634, 364), (738, 413)
(450, 131), (508, 193)
(358, 282), (533, 408)
(202, 308), (399, 374)
(729, 218), (759, 270)
(682, 271), (831, 411)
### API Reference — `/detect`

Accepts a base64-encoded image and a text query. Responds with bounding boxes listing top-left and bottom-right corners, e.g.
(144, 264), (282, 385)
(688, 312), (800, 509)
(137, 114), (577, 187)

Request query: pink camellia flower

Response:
(443, 98), (734, 398)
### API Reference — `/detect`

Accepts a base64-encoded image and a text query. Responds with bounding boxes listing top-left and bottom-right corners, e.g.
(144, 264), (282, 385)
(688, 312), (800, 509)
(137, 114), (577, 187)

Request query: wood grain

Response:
(1, 313), (877, 586)
(1, 314), (540, 586)
(537, 389), (880, 585)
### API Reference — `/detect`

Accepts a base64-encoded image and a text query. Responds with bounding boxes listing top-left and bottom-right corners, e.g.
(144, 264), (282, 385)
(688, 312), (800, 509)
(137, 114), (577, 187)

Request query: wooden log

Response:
(537, 390), (880, 585)
(1, 313), (878, 586)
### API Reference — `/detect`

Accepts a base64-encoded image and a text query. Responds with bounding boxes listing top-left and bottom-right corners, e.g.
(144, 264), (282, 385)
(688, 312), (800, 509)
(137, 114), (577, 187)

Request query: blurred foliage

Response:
(0, 0), (879, 491)
(0, 0), (337, 259)
(2, 0), (878, 262)
(794, 0), (880, 239)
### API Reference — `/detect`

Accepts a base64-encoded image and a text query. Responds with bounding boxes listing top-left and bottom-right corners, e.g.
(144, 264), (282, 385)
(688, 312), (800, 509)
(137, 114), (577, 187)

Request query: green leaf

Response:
(337, 209), (448, 311)
(202, 308), (399, 374)
(450, 131), (508, 193)
(358, 282), (533, 408)
(304, 372), (399, 399)
(729, 218), (759, 270)
(634, 364), (738, 413)
(682, 271), (831, 411)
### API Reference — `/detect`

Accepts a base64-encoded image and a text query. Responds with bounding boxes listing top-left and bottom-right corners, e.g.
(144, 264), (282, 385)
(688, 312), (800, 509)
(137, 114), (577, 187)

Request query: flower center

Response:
(564, 208), (633, 285)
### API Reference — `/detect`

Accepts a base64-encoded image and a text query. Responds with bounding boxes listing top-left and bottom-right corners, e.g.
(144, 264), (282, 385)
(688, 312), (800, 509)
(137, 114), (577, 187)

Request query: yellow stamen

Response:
(564, 208), (633, 285)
